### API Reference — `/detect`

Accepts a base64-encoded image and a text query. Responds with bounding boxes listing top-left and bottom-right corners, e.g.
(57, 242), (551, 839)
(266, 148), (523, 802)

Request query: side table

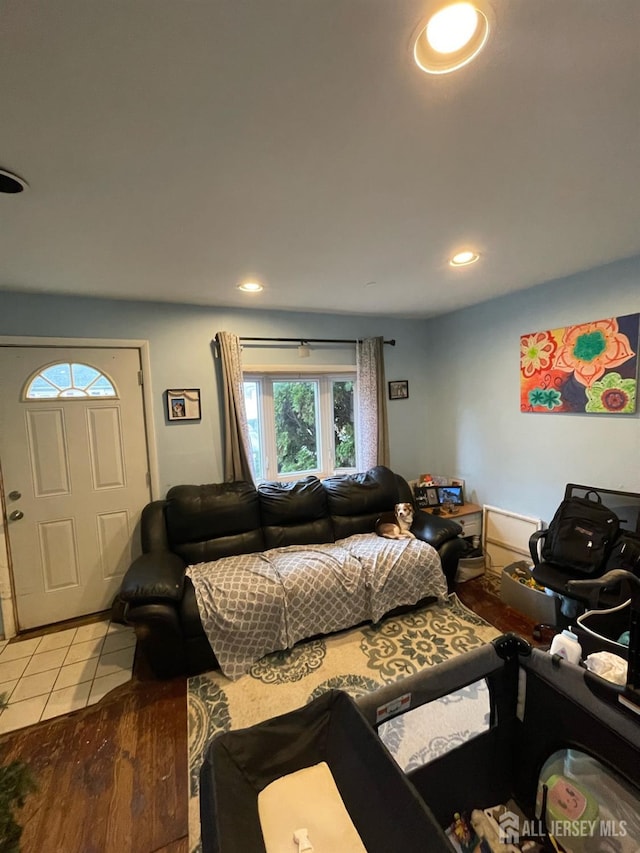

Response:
(421, 502), (482, 542)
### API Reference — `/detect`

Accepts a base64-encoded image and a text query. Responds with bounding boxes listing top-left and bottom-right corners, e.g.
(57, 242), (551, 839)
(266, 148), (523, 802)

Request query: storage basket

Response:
(576, 600), (631, 660)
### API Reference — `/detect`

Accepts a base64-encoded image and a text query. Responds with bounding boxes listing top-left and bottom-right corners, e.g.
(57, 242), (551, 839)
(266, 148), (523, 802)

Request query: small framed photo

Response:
(388, 380), (409, 400)
(437, 485), (464, 507)
(167, 388), (201, 421)
(426, 487), (439, 507)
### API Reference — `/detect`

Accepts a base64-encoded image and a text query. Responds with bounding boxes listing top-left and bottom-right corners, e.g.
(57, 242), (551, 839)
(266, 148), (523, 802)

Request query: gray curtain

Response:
(356, 336), (390, 470)
(216, 331), (254, 483)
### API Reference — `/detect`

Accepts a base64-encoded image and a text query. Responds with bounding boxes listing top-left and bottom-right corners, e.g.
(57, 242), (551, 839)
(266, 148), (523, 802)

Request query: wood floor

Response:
(0, 574), (543, 853)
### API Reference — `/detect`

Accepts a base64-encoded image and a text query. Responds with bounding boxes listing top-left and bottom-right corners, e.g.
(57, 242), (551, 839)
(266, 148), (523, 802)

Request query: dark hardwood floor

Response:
(0, 574), (545, 852)
(455, 571), (548, 644)
(0, 649), (189, 853)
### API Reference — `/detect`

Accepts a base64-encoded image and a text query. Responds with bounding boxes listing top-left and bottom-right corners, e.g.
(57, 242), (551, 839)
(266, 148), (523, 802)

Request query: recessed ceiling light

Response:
(449, 250), (480, 267)
(414, 3), (489, 75)
(0, 168), (28, 194)
(427, 3), (479, 53)
(238, 281), (263, 293)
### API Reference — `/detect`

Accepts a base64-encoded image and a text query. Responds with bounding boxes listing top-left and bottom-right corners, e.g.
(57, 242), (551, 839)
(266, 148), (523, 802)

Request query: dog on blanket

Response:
(375, 502), (416, 540)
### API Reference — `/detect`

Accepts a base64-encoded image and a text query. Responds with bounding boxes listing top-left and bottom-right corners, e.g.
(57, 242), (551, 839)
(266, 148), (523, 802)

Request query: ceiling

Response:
(1, 1), (639, 318)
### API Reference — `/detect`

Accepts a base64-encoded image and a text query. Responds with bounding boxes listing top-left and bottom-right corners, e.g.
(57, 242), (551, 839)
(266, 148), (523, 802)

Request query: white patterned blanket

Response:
(186, 533), (447, 679)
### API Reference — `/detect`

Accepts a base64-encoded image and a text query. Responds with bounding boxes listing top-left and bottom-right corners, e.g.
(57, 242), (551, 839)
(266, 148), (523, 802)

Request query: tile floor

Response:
(0, 620), (136, 734)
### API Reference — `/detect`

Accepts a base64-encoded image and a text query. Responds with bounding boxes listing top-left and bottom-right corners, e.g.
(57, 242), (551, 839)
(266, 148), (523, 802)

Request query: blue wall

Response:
(1, 253), (639, 523)
(0, 296), (435, 493)
(425, 255), (640, 522)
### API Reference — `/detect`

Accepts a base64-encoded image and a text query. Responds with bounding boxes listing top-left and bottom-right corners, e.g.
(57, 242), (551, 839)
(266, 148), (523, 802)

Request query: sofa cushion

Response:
(323, 466), (400, 539)
(259, 476), (333, 548)
(165, 482), (265, 563)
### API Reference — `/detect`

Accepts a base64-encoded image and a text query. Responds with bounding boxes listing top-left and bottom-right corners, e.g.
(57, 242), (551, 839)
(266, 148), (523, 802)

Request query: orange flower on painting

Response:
(554, 318), (635, 387)
(520, 331), (557, 377)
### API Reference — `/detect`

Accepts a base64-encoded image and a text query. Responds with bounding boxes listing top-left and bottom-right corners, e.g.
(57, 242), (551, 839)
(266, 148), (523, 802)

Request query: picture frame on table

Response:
(167, 388), (201, 421)
(388, 380), (409, 400)
(426, 487), (439, 507)
(436, 485), (464, 507)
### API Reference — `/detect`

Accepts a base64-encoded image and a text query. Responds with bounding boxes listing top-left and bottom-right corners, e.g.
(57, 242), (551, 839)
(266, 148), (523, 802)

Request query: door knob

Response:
(9, 510), (24, 521)
(8, 491), (21, 501)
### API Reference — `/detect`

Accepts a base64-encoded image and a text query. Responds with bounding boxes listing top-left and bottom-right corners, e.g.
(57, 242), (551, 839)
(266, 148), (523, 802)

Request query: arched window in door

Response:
(24, 362), (118, 399)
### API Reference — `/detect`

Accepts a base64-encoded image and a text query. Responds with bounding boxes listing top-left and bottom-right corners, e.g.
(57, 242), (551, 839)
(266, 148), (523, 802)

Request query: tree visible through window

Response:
(274, 380), (318, 473)
(333, 380), (355, 468)
(243, 374), (356, 481)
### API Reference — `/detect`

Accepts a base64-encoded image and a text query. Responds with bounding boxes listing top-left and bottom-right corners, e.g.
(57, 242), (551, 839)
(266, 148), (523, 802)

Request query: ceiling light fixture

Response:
(449, 250), (480, 267)
(413, 3), (489, 75)
(0, 168), (29, 194)
(238, 281), (263, 293)
(297, 341), (311, 358)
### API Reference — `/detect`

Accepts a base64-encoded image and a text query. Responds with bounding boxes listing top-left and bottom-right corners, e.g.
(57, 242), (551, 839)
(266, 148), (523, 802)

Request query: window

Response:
(24, 362), (117, 399)
(243, 373), (357, 481)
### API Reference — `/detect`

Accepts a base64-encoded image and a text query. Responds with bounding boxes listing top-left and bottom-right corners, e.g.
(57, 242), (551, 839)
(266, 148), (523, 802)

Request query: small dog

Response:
(375, 502), (416, 540)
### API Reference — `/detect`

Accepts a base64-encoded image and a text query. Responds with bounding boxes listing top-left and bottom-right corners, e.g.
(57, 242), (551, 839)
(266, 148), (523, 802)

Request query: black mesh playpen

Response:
(200, 607), (640, 852)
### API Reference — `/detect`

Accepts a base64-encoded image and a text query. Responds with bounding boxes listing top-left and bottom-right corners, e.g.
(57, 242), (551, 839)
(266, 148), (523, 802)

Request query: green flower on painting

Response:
(528, 387), (562, 409)
(585, 372), (636, 413)
(572, 330), (607, 362)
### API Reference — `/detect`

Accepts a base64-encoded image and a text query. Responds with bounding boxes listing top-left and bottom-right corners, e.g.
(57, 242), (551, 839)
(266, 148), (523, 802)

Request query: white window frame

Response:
(23, 360), (119, 400)
(243, 366), (357, 482)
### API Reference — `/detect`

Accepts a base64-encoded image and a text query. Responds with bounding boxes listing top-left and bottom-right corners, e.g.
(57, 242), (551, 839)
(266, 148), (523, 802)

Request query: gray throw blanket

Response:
(187, 533), (447, 679)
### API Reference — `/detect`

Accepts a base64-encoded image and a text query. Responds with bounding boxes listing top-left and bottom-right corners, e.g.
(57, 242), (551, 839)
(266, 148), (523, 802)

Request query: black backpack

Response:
(542, 492), (620, 575)
(605, 529), (640, 576)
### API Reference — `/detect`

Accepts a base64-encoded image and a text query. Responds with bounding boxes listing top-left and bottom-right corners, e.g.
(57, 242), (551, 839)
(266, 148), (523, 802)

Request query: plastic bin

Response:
(500, 563), (559, 624)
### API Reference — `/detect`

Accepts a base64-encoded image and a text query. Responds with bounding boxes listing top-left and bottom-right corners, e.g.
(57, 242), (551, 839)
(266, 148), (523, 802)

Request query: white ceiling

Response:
(1, 1), (639, 318)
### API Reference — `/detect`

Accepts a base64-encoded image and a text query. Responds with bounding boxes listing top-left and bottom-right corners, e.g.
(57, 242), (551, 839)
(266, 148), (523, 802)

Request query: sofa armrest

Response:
(125, 601), (187, 678)
(119, 551), (187, 605)
(412, 511), (463, 548)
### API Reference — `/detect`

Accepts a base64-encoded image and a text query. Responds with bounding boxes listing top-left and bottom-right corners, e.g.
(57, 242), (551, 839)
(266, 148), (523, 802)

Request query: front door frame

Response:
(0, 335), (160, 638)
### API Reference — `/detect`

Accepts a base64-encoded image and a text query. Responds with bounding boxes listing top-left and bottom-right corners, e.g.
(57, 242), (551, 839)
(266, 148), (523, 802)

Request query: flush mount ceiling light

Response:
(449, 250), (480, 267)
(0, 168), (29, 194)
(413, 3), (489, 75)
(238, 281), (263, 293)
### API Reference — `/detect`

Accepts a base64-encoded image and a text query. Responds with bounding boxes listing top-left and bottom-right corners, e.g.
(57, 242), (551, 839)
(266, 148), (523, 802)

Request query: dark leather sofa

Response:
(119, 465), (465, 678)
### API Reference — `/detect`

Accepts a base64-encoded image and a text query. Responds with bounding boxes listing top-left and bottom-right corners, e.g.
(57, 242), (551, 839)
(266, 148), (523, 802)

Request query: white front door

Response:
(0, 346), (151, 630)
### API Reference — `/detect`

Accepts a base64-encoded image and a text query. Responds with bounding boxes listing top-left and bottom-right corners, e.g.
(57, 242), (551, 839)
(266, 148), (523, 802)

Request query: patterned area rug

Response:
(188, 593), (500, 852)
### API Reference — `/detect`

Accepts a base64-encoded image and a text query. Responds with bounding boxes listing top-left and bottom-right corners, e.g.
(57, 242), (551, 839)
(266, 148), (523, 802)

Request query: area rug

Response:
(187, 593), (501, 852)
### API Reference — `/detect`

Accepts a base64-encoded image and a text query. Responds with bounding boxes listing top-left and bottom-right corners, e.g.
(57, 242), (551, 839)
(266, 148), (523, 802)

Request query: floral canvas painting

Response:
(520, 313), (639, 414)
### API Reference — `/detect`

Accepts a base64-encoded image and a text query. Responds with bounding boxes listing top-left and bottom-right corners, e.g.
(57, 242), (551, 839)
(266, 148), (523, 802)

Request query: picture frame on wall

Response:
(388, 380), (409, 400)
(167, 388), (201, 421)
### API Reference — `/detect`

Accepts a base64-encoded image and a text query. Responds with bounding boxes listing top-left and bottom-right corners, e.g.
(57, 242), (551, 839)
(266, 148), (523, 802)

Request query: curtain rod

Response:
(234, 336), (396, 346)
